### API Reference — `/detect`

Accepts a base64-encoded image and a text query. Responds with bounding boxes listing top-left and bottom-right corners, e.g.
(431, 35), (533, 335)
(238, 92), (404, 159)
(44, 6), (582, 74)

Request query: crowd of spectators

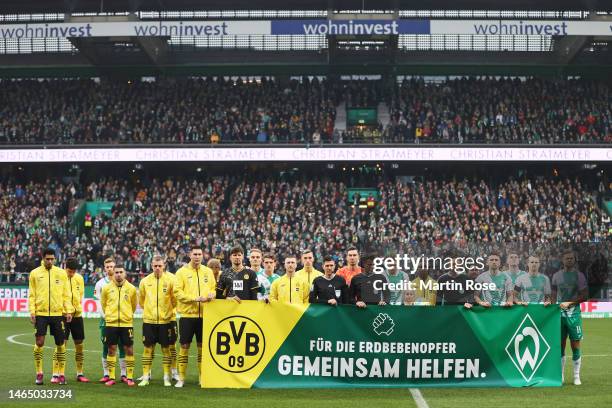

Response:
(0, 77), (338, 145)
(385, 77), (611, 144)
(0, 77), (609, 145)
(0, 173), (608, 283)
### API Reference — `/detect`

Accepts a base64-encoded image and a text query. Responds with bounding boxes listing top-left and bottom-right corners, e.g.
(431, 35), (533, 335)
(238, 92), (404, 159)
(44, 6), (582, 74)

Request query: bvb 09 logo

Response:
(209, 316), (266, 373)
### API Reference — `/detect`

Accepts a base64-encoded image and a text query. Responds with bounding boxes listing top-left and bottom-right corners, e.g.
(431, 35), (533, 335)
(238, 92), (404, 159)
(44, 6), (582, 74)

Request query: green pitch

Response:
(1, 318), (611, 408)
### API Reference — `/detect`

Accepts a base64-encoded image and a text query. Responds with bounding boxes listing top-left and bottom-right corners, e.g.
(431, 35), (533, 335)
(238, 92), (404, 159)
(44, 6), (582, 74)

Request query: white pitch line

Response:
(409, 388), (430, 408)
(6, 333), (199, 358)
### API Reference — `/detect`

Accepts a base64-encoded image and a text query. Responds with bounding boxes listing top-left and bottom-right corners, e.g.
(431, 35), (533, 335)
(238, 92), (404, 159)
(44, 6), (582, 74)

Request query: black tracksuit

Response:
(309, 274), (350, 304)
(349, 272), (390, 305)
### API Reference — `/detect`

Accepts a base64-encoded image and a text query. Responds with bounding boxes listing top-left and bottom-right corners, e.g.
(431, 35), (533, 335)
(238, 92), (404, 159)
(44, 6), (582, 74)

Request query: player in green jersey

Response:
(551, 250), (588, 385)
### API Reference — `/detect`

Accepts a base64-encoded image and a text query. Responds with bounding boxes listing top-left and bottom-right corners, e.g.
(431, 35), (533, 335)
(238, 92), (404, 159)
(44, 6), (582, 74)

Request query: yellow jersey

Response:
(270, 274), (310, 304)
(101, 280), (138, 327)
(67, 273), (85, 317)
(28, 265), (74, 316)
(295, 268), (323, 286)
(174, 263), (216, 318)
(139, 272), (177, 324)
(411, 276), (437, 306)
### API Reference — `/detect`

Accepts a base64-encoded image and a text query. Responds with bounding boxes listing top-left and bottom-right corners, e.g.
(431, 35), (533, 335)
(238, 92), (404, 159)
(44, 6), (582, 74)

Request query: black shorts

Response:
(104, 326), (134, 347)
(142, 323), (174, 347)
(179, 317), (203, 345)
(35, 316), (65, 345)
(169, 321), (178, 344)
(64, 317), (85, 341)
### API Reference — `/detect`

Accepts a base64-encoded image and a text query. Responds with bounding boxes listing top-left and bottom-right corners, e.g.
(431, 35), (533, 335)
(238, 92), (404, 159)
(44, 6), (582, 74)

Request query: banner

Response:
(201, 302), (561, 388)
(0, 19), (610, 39)
(1, 147), (611, 163)
(0, 284), (143, 318)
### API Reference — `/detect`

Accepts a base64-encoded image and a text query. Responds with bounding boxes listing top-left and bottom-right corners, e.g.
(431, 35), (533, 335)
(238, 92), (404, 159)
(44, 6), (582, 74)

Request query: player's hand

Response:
(327, 299), (337, 306)
(66, 313), (73, 323)
(195, 296), (206, 302)
(560, 302), (573, 310)
(463, 302), (473, 309)
(479, 301), (491, 308)
(356, 301), (366, 308)
(30, 314), (36, 325)
(502, 302), (513, 307)
(231, 296), (242, 304)
(378, 301), (387, 306)
(206, 293), (215, 302)
(516, 301), (528, 306)
(543, 301), (551, 307)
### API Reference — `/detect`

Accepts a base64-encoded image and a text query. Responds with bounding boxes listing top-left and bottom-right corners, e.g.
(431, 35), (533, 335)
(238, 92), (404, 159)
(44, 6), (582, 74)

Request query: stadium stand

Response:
(0, 77), (609, 145)
(0, 173), (608, 283)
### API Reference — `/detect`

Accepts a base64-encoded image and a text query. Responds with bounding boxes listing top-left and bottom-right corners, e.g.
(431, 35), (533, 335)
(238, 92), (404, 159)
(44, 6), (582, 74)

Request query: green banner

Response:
(202, 302), (561, 388)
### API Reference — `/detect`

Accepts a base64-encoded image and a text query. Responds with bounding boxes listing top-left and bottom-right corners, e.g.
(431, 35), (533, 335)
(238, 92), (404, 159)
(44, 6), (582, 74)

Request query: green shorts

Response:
(561, 312), (583, 341)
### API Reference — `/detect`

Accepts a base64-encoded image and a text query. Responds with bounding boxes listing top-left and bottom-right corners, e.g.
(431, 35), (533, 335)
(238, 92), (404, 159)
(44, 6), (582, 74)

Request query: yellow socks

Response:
(55, 345), (66, 375)
(170, 345), (177, 370)
(178, 348), (189, 381)
(75, 343), (84, 375)
(161, 347), (171, 377)
(126, 355), (135, 380)
(33, 345), (44, 374)
(107, 354), (117, 380)
(142, 346), (153, 378)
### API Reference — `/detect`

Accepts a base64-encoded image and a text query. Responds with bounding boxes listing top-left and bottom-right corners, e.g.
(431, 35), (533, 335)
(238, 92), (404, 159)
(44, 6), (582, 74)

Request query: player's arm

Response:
(28, 270), (36, 323)
(308, 279), (319, 303)
(302, 280), (309, 304)
(503, 276), (514, 306)
(269, 280), (279, 302)
(79, 275), (85, 303)
(513, 283), (527, 306)
(138, 279), (146, 308)
(340, 281), (350, 305)
(131, 287), (138, 312)
(62, 274), (75, 319)
(543, 276), (552, 305)
(380, 276), (390, 305)
(249, 271), (260, 300)
(100, 286), (108, 320)
(173, 270), (196, 303)
(169, 278), (178, 308)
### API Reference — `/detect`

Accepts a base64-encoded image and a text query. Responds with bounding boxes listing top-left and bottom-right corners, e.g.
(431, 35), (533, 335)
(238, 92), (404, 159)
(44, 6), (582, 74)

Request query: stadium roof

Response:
(4, 0), (611, 13)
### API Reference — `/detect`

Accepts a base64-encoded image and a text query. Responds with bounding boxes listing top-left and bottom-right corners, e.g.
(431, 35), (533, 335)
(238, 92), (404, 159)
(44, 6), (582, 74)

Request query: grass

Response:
(1, 318), (611, 408)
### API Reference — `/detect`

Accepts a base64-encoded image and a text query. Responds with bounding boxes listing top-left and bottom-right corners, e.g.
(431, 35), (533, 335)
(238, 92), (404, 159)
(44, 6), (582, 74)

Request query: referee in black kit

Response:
(310, 255), (349, 305)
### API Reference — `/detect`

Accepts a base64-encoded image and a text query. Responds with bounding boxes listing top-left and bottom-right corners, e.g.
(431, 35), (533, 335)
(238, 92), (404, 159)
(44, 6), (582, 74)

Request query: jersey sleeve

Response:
(131, 286), (138, 312)
(544, 276), (552, 296)
(28, 270), (36, 315)
(301, 280), (310, 304)
(249, 271), (260, 300)
(138, 279), (146, 308)
(269, 280), (279, 302)
(62, 274), (75, 314)
(100, 286), (108, 317)
(173, 269), (195, 303)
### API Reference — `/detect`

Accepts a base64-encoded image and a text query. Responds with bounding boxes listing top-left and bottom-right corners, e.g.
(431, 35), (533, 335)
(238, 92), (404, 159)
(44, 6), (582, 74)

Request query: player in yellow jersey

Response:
(173, 245), (216, 387)
(270, 255), (310, 304)
(60, 257), (90, 382)
(138, 255), (177, 387)
(29, 248), (74, 385)
(295, 249), (323, 287)
(100, 265), (138, 386)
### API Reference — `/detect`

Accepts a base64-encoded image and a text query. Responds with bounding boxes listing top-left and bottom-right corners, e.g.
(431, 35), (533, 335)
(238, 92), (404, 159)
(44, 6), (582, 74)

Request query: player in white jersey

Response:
(474, 252), (513, 307)
(505, 251), (527, 287)
(514, 255), (551, 305)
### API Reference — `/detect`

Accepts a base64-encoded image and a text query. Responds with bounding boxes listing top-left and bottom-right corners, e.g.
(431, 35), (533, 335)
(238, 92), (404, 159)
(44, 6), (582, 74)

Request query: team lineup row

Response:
(28, 245), (588, 387)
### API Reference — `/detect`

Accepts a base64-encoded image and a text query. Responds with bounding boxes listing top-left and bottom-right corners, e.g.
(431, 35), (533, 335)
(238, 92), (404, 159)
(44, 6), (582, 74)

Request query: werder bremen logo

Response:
(505, 313), (551, 382)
